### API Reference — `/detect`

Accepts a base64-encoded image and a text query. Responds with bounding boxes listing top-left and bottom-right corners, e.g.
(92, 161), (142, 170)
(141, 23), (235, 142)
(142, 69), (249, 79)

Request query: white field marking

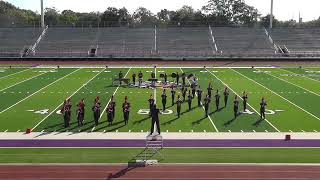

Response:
(166, 130), (168, 132)
(4, 130), (8, 132)
(241, 130), (244, 132)
(228, 130), (231, 132)
(31, 69), (105, 131)
(265, 130), (268, 132)
(99, 68), (131, 120)
(289, 130), (293, 132)
(91, 127), (95, 132)
(314, 130), (318, 132)
(0, 69), (81, 115)
(0, 68), (31, 80)
(207, 68), (280, 132)
(203, 130), (206, 132)
(16, 130), (20, 132)
(103, 130), (106, 133)
(179, 130), (181, 132)
(232, 68), (320, 122)
(281, 68), (320, 83)
(253, 130), (256, 132)
(261, 69), (320, 97)
(180, 68), (219, 132)
(0, 69), (55, 92)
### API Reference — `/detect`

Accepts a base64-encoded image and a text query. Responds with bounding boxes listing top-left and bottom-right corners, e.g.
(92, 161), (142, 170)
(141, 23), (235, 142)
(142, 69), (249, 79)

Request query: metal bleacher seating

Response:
(35, 28), (98, 57)
(213, 27), (275, 56)
(157, 27), (214, 57)
(271, 28), (320, 55)
(97, 28), (154, 57)
(0, 28), (41, 57)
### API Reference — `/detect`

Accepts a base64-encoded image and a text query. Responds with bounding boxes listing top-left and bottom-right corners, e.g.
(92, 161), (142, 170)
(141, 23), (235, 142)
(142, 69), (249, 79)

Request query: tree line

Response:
(0, 0), (320, 28)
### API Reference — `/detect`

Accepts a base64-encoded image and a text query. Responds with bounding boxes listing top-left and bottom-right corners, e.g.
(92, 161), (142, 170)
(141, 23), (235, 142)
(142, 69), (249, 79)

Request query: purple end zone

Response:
(0, 139), (320, 147)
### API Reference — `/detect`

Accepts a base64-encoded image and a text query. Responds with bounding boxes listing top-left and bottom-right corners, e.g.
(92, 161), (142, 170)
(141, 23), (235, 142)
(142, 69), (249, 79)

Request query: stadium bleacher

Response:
(158, 27), (214, 57)
(0, 28), (41, 57)
(97, 28), (154, 57)
(271, 28), (320, 54)
(35, 28), (98, 57)
(213, 27), (275, 56)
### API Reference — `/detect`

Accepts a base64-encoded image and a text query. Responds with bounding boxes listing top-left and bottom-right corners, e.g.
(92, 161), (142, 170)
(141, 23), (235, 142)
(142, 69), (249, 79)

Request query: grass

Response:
(0, 66), (320, 133)
(1, 148), (320, 163)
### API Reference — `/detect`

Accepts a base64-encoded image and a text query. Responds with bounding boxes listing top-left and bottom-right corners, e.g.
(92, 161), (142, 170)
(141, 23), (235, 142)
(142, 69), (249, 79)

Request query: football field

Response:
(0, 65), (320, 133)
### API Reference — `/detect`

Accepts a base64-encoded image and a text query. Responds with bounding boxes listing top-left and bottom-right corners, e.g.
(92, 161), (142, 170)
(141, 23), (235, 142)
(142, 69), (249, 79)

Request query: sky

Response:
(4, 0), (320, 21)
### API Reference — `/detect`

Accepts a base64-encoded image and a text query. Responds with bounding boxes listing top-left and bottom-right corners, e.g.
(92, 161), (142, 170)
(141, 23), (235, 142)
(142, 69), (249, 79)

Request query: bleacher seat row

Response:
(0, 27), (319, 58)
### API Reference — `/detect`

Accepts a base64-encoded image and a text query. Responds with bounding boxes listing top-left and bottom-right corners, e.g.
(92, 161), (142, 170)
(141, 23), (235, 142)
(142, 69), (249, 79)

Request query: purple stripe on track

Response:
(0, 140), (320, 147)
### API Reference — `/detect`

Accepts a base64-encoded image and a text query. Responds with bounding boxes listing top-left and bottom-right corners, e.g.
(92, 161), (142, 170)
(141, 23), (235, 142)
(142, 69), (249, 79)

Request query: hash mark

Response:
(4, 130), (8, 132)
(314, 130), (318, 132)
(253, 130), (256, 132)
(203, 130), (206, 132)
(228, 130), (231, 132)
(17, 130), (20, 132)
(265, 130), (268, 132)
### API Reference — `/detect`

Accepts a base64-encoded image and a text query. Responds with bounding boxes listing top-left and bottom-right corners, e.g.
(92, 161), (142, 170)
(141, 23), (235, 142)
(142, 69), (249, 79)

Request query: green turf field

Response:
(1, 148), (320, 163)
(0, 66), (320, 133)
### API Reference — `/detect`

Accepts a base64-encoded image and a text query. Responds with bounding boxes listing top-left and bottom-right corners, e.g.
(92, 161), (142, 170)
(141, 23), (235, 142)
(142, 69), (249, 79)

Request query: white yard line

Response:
(0, 69), (55, 92)
(32, 68), (106, 131)
(180, 68), (219, 132)
(262, 69), (320, 97)
(231, 68), (320, 122)
(281, 68), (320, 83)
(99, 68), (132, 120)
(0, 68), (31, 80)
(0, 69), (81, 114)
(206, 68), (280, 132)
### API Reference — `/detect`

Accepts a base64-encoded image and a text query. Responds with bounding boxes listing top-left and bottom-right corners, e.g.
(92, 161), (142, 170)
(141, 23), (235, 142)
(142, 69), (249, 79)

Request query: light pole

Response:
(41, 0), (45, 29)
(270, 0), (274, 29)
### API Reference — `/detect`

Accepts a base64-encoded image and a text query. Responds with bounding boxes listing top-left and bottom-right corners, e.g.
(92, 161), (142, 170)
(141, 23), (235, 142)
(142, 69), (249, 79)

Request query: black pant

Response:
(77, 113), (84, 127)
(234, 107), (238, 119)
(133, 78), (136, 85)
(205, 105), (209, 117)
(172, 96), (175, 106)
(260, 109), (265, 120)
(198, 97), (201, 107)
(124, 111), (129, 124)
(64, 113), (70, 128)
(243, 101), (247, 111)
(192, 90), (196, 98)
(188, 101), (192, 111)
(216, 100), (220, 110)
(224, 96), (228, 107)
(177, 107), (181, 118)
(94, 111), (100, 126)
(150, 118), (161, 134)
(162, 100), (166, 111)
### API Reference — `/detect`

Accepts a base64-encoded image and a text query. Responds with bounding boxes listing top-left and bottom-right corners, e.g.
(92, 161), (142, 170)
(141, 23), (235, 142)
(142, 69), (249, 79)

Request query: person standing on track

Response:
(242, 91), (248, 112)
(197, 86), (203, 107)
(132, 72), (136, 86)
(187, 90), (192, 111)
(171, 86), (176, 106)
(176, 95), (182, 118)
(148, 95), (155, 117)
(161, 89), (167, 111)
(92, 97), (101, 126)
(215, 90), (220, 111)
(204, 94), (211, 117)
(224, 87), (230, 107)
(76, 98), (85, 127)
(260, 97), (267, 120)
(122, 96), (131, 125)
(138, 71), (143, 87)
(150, 104), (161, 135)
(233, 96), (239, 119)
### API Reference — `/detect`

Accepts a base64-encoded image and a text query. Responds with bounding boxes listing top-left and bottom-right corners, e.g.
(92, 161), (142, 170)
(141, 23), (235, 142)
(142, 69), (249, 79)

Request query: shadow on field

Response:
(224, 117), (236, 127)
(192, 116), (207, 125)
(253, 118), (264, 127)
(162, 117), (179, 125)
(95, 120), (126, 132)
(133, 116), (150, 125)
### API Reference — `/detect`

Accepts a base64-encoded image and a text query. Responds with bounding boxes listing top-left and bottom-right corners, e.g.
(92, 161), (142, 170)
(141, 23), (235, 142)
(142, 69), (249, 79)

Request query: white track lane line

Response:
(99, 68), (132, 120)
(180, 68), (219, 132)
(262, 69), (320, 97)
(32, 68), (106, 131)
(0, 69), (81, 114)
(0, 68), (31, 80)
(206, 68), (280, 132)
(231, 68), (320, 122)
(281, 68), (320, 83)
(0, 68), (56, 92)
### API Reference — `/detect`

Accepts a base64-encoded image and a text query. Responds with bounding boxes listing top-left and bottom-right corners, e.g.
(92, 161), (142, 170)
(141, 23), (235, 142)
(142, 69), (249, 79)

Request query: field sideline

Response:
(0, 65), (320, 133)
